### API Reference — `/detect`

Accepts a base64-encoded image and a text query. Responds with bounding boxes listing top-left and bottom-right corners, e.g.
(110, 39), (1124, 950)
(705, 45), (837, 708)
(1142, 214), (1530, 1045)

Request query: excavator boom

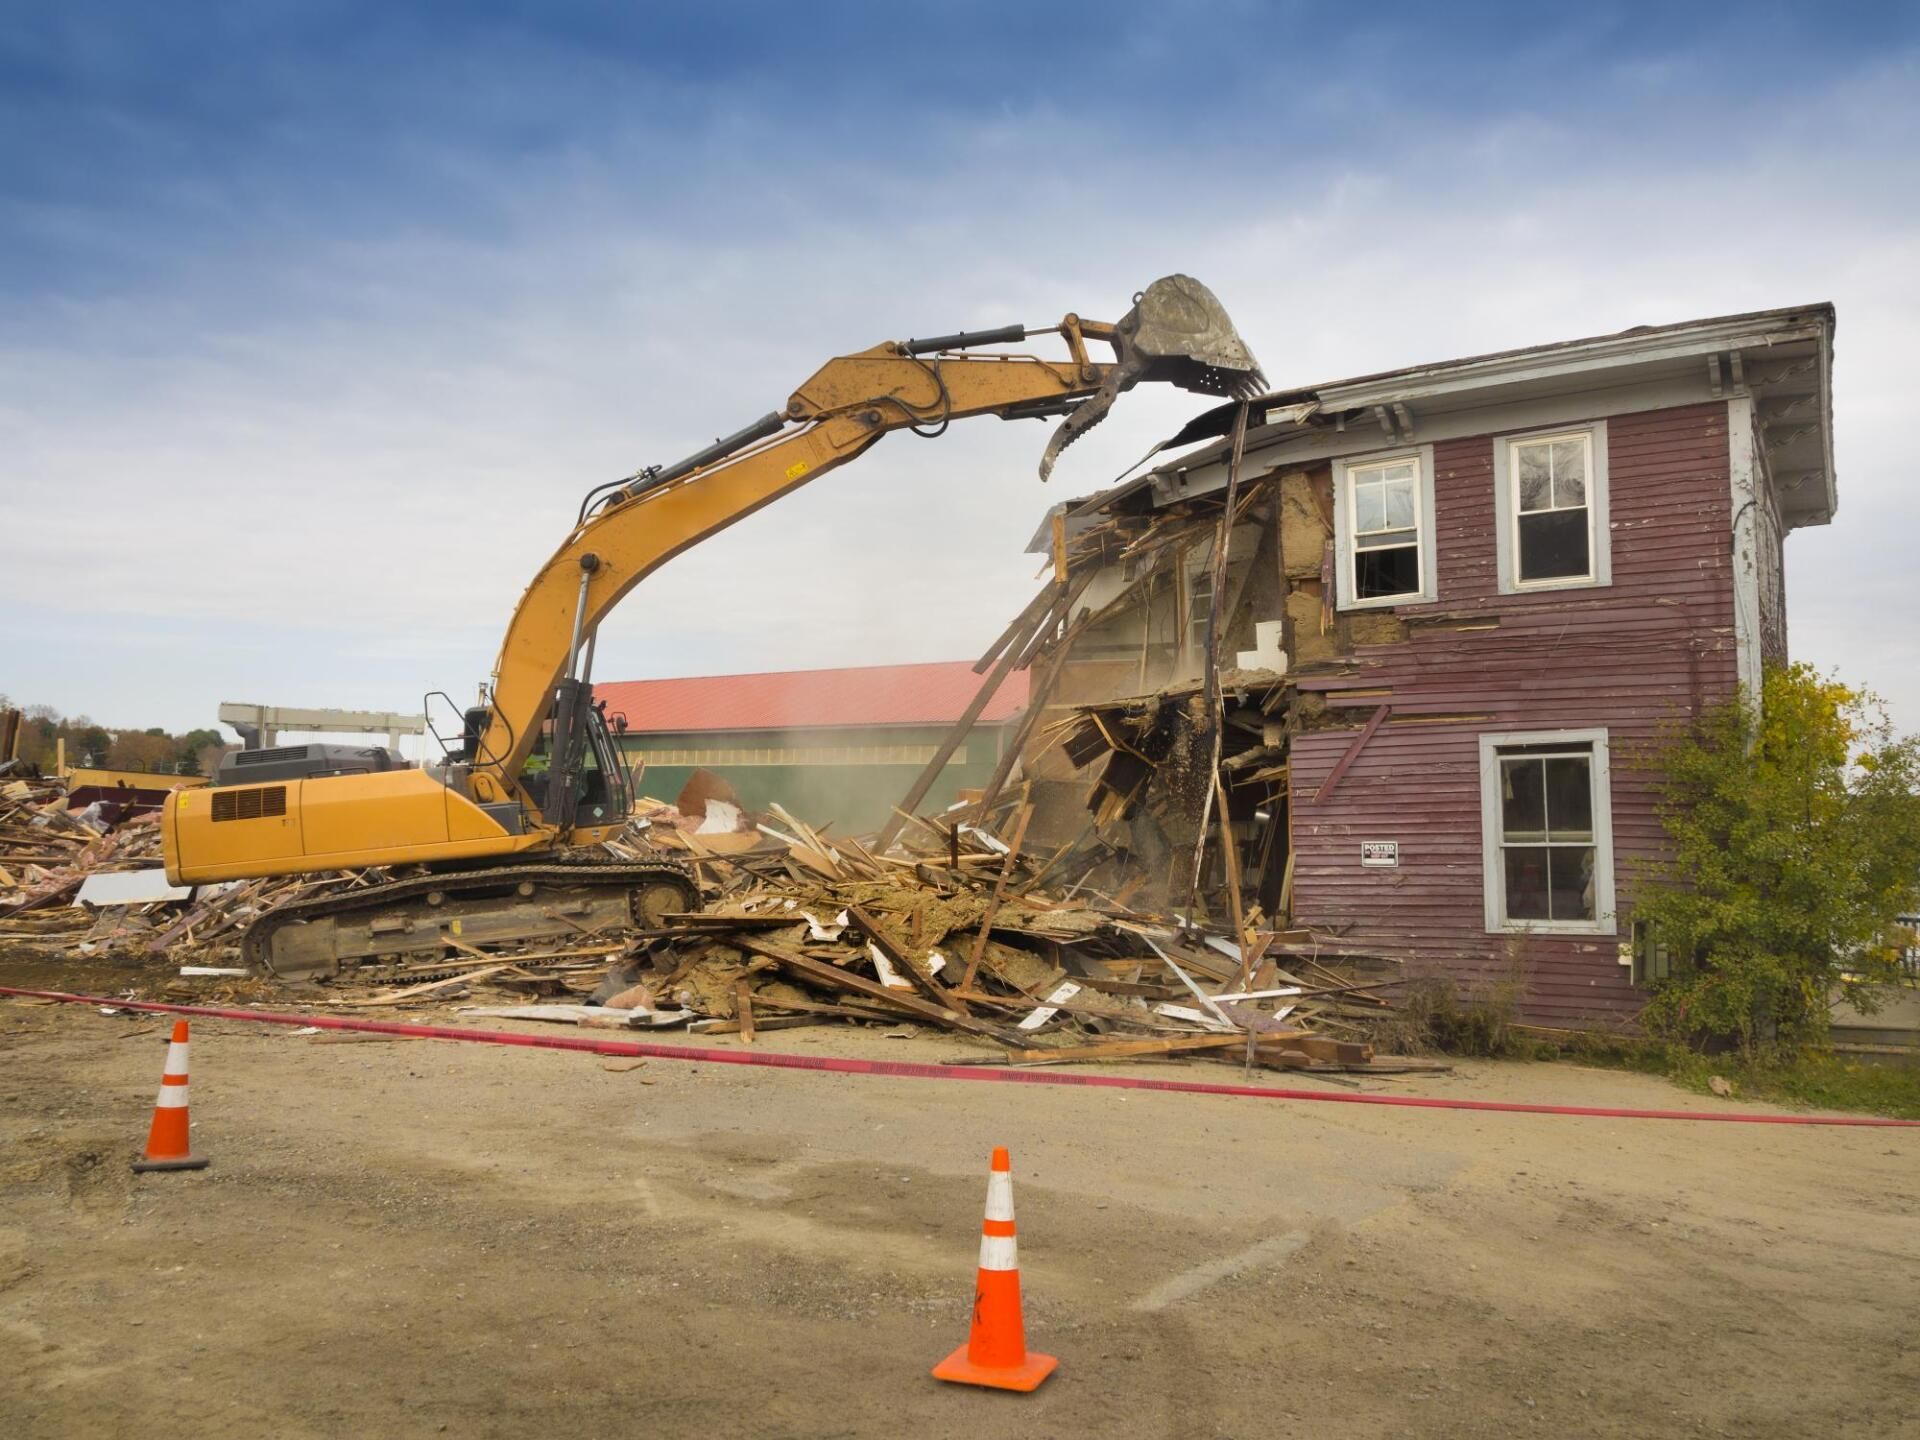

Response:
(472, 274), (1261, 811)
(160, 276), (1260, 978)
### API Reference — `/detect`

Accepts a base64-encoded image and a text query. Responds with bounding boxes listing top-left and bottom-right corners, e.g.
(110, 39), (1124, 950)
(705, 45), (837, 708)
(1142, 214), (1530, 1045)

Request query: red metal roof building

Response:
(596, 661), (1029, 833)
(595, 661), (1028, 735)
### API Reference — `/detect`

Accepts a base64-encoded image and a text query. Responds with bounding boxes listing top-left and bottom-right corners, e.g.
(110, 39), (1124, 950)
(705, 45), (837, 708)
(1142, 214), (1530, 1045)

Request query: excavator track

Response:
(242, 857), (700, 982)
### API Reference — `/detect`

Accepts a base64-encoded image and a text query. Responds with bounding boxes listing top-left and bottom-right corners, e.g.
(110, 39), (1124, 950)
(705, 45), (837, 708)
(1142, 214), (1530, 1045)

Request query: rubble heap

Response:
(568, 797), (1427, 1075)
(2, 751), (1429, 1074)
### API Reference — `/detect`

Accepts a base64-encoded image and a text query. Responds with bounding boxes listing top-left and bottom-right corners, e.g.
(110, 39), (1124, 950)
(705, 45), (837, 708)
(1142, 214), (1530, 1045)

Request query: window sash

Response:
(1508, 432), (1594, 584)
(1479, 730), (1613, 935)
(1495, 747), (1597, 924)
(1346, 456), (1424, 601)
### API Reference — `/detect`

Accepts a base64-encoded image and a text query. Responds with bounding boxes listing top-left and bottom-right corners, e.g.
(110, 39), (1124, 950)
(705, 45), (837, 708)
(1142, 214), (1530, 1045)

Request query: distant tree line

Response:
(0, 695), (225, 777)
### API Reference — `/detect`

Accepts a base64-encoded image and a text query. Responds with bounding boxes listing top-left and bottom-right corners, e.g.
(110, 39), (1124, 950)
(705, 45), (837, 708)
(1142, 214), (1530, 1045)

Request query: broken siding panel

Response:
(1290, 403), (1737, 1026)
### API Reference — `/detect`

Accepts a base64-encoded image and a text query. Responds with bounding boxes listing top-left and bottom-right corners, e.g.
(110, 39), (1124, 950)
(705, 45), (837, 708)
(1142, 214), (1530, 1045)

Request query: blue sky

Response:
(4, 2), (1918, 739)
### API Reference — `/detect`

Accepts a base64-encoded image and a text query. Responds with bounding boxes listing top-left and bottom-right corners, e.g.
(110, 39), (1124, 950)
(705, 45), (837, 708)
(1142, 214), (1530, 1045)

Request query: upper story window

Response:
(1515, 433), (1592, 581)
(1494, 420), (1611, 593)
(1334, 445), (1437, 610)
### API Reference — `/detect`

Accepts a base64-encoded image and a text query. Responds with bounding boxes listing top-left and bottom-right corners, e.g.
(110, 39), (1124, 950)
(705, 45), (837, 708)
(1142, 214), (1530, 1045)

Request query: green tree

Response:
(73, 723), (112, 767)
(175, 728), (223, 775)
(1636, 663), (1920, 1056)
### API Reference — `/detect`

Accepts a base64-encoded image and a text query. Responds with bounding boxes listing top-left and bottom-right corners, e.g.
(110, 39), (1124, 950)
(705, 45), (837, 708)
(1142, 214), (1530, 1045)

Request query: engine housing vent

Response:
(211, 786), (288, 823)
(231, 745), (312, 767)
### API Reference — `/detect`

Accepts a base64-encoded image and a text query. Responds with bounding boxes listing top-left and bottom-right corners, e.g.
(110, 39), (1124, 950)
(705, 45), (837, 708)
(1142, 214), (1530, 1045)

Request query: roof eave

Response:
(1112, 302), (1838, 531)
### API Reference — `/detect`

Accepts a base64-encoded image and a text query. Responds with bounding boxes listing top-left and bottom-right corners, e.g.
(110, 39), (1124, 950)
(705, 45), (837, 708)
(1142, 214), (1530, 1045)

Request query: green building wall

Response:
(614, 722), (1013, 835)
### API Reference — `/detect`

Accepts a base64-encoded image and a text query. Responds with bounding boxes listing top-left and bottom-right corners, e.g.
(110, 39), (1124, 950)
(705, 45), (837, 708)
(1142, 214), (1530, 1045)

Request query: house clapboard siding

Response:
(1291, 405), (1738, 1026)
(1008, 304), (1834, 1028)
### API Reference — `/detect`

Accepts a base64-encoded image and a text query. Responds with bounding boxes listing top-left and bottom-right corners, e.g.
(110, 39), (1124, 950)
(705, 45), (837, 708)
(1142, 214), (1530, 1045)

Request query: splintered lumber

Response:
(748, 995), (910, 1025)
(734, 977), (756, 1043)
(875, 596), (1049, 852)
(999, 1034), (1256, 1065)
(1213, 773), (1247, 947)
(974, 604), (1092, 816)
(690, 1014), (822, 1035)
(845, 905), (970, 1014)
(973, 577), (1063, 675)
(738, 937), (1021, 1046)
(959, 801), (1033, 993)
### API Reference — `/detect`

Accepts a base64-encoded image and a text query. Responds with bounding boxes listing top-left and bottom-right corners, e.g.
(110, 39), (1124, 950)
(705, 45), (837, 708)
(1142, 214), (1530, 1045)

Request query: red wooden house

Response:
(1017, 304), (1835, 1027)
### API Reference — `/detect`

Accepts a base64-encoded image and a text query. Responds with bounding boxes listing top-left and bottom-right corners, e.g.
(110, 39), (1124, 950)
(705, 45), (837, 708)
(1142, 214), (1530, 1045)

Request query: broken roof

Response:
(1084, 302), (1837, 531)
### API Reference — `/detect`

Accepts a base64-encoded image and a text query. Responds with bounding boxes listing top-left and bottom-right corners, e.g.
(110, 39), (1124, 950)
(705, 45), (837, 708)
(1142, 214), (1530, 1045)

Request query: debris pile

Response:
(861, 428), (1398, 942)
(2, 767), (1429, 1078)
(0, 776), (363, 975)
(1, 778), (176, 962)
(566, 799), (1431, 1075)
(0, 776), (159, 909)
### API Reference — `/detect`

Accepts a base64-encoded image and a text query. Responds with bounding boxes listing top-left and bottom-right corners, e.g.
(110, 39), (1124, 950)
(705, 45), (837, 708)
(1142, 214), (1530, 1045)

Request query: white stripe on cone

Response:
(985, 1171), (1014, 1222)
(163, 1042), (190, 1076)
(154, 1085), (190, 1109)
(978, 1233), (1019, 1271)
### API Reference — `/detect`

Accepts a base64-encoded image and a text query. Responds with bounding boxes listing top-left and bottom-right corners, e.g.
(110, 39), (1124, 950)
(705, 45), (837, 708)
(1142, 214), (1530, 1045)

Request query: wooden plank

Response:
(1256, 1034), (1373, 1065)
(959, 800), (1033, 994)
(999, 1034), (1259, 1065)
(1214, 772), (1246, 949)
(690, 1014), (823, 1035)
(1311, 703), (1392, 804)
(747, 994), (906, 1024)
(738, 937), (1023, 1046)
(1230, 928), (1276, 994)
(973, 578), (1061, 675)
(845, 905), (970, 1014)
(875, 616), (1045, 853)
(734, 978), (756, 1044)
(974, 604), (1092, 816)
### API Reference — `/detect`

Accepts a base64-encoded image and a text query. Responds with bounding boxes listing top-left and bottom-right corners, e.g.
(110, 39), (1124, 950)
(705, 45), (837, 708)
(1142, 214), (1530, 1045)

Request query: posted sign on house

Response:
(1360, 841), (1399, 867)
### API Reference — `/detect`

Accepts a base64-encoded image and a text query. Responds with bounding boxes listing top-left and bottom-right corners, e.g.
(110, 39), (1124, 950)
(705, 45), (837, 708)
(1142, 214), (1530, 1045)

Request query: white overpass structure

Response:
(217, 703), (426, 753)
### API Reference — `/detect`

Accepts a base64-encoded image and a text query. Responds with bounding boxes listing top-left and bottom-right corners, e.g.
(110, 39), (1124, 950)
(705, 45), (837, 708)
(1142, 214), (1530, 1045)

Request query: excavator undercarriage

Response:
(243, 857), (698, 982)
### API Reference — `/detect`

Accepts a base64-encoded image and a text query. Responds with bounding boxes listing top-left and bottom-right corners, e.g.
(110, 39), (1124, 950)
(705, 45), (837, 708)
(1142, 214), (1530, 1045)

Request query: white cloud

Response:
(4, 53), (1917, 736)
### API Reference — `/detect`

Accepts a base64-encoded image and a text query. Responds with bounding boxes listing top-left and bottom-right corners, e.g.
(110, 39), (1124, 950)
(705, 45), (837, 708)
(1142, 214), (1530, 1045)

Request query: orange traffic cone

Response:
(933, 1146), (1057, 1392)
(132, 1020), (209, 1173)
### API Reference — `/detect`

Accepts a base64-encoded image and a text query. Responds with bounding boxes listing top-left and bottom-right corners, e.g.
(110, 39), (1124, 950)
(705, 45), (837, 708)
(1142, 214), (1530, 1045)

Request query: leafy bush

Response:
(1635, 663), (1920, 1056)
(1376, 972), (1531, 1058)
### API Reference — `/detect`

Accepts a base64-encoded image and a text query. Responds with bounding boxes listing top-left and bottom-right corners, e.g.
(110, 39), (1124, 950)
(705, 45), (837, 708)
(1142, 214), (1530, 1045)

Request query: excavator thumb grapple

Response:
(1040, 274), (1265, 480)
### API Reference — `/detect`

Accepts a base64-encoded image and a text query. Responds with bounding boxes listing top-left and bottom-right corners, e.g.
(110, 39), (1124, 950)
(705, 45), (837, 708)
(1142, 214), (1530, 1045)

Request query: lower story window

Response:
(1479, 729), (1615, 934)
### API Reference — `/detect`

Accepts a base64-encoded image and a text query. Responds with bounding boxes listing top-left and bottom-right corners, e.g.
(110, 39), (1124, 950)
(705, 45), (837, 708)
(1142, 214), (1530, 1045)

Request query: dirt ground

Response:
(3, 983), (1917, 1439)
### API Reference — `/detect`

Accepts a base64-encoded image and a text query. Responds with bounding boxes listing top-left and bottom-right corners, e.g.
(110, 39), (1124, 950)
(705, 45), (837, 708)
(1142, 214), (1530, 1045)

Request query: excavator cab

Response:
(518, 694), (632, 832)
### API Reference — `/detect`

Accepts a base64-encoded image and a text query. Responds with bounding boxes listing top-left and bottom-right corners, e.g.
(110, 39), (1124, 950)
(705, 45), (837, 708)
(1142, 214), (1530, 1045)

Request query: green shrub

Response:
(1378, 973), (1531, 1058)
(1634, 663), (1920, 1058)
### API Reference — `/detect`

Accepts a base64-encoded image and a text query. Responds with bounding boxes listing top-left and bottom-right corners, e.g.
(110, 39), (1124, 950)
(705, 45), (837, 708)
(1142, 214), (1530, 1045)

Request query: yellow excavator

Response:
(161, 275), (1262, 979)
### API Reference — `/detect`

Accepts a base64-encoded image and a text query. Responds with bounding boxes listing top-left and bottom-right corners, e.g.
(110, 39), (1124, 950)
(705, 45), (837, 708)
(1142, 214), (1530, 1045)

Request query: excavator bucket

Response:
(1040, 274), (1264, 480)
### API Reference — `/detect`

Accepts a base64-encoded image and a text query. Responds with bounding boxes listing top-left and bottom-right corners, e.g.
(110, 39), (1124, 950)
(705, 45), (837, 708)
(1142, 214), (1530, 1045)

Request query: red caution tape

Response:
(6, 986), (1915, 1127)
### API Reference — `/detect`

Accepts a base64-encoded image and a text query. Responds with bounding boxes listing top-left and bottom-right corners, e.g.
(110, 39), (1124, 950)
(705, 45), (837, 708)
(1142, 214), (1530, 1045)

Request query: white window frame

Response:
(1478, 727), (1617, 936)
(1332, 444), (1437, 610)
(1492, 420), (1611, 594)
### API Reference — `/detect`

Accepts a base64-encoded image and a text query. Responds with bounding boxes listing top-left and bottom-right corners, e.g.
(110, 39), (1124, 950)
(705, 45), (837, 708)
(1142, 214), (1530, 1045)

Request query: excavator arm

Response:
(471, 275), (1263, 825)
(161, 275), (1260, 914)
